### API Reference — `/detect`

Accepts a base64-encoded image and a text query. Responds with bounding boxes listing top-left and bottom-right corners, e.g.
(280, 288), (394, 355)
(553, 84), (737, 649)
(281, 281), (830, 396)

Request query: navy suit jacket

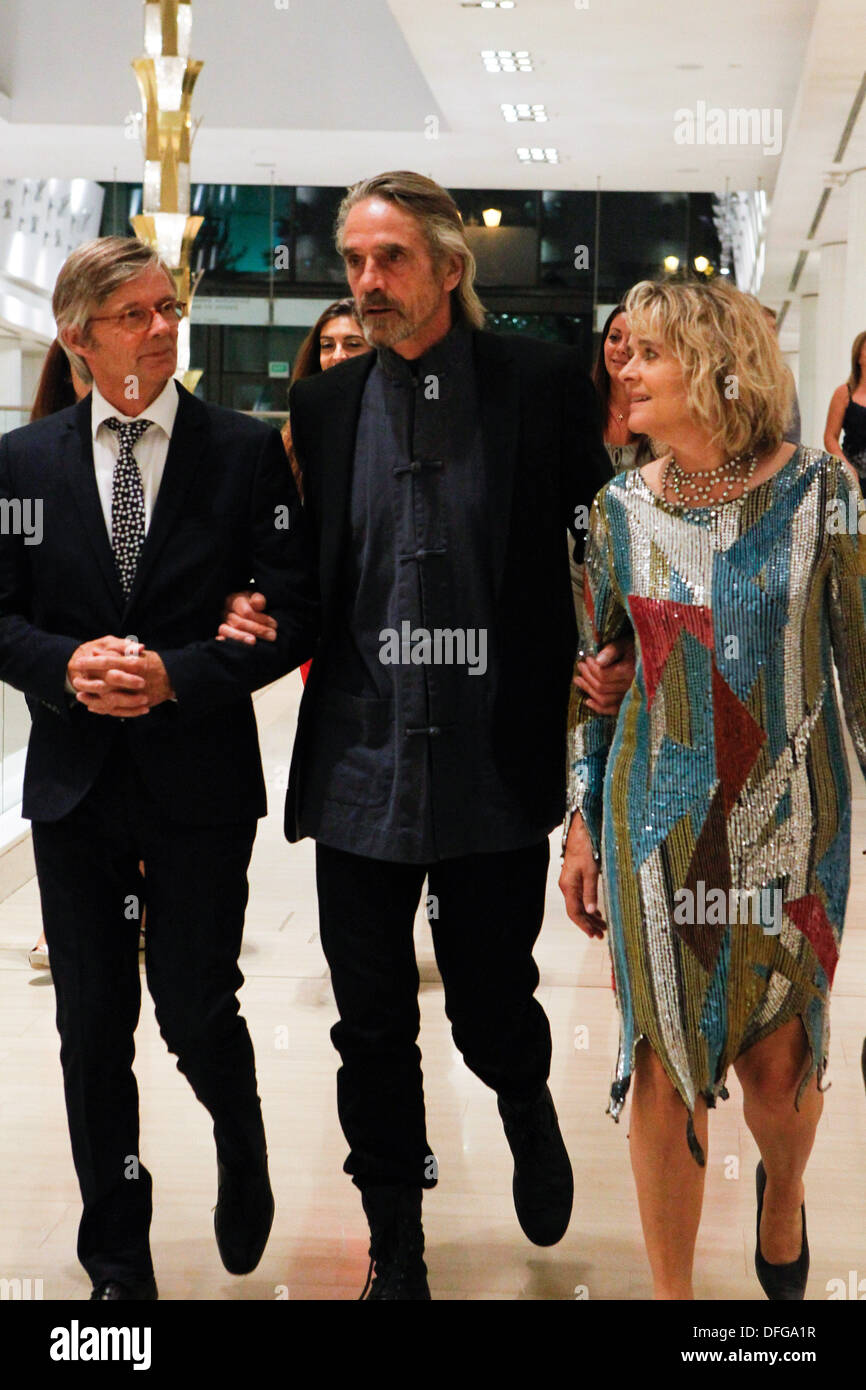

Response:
(284, 328), (611, 844)
(0, 384), (319, 825)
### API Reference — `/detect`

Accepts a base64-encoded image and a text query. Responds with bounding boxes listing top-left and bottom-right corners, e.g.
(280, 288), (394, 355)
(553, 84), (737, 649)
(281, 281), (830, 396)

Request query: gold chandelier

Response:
(131, 0), (204, 391)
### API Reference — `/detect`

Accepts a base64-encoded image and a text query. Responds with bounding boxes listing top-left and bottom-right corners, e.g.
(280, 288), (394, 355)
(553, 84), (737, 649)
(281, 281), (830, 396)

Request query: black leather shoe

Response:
(498, 1084), (573, 1246)
(90, 1277), (158, 1300)
(214, 1157), (274, 1275)
(755, 1160), (809, 1300)
(359, 1186), (431, 1300)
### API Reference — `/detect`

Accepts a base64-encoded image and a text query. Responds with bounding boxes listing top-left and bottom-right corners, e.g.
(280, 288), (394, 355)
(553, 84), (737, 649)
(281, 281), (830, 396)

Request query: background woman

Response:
(278, 299), (370, 685)
(281, 297), (370, 500)
(824, 329), (866, 478)
(591, 304), (654, 472)
(560, 279), (866, 1300)
(221, 301), (371, 672)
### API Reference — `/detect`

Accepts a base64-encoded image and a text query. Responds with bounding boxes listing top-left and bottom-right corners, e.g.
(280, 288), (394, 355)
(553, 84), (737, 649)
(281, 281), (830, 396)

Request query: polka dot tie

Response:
(105, 417), (153, 597)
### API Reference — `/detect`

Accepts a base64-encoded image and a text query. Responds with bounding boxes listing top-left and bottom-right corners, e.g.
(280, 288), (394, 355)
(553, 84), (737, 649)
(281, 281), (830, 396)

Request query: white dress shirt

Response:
(90, 377), (179, 535)
(63, 377), (182, 699)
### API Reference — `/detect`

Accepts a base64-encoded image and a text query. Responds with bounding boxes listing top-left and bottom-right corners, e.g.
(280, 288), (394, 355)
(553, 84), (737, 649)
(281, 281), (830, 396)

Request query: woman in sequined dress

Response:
(560, 280), (866, 1300)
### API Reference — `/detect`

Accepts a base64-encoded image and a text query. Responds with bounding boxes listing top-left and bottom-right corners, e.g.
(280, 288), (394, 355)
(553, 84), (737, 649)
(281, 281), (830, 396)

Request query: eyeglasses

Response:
(88, 298), (186, 333)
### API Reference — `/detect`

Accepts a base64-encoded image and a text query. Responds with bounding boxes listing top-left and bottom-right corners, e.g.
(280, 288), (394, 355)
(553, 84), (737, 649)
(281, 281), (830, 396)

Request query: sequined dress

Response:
(566, 448), (866, 1160)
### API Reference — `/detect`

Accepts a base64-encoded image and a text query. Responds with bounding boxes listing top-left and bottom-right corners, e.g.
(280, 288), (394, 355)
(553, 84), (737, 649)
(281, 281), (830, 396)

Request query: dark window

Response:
(540, 190), (597, 289)
(452, 189), (539, 288)
(597, 192), (689, 303)
(295, 187), (346, 284)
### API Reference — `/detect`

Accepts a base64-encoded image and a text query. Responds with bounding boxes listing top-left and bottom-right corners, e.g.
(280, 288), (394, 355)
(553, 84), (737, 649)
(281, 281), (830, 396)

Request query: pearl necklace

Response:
(662, 450), (758, 505)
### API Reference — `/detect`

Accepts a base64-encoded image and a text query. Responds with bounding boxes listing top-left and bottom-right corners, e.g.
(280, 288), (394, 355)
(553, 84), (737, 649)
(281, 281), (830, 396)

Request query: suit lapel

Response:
(67, 396), (126, 614)
(474, 331), (520, 599)
(124, 383), (208, 612)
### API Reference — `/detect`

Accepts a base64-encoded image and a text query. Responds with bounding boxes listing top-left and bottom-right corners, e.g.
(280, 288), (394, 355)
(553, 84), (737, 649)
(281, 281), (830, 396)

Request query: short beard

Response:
(359, 308), (413, 349)
(359, 290), (446, 350)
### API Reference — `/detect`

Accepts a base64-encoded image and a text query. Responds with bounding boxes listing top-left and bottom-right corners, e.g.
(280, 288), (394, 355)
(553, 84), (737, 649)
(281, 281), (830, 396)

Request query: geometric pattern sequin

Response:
(566, 448), (866, 1157)
(105, 417), (152, 597)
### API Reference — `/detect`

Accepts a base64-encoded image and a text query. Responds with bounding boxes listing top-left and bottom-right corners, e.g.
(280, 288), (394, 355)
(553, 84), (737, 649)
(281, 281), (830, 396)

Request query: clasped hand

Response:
(67, 636), (174, 717)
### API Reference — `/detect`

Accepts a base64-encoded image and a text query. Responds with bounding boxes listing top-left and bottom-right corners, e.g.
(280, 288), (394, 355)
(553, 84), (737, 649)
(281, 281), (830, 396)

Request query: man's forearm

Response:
(0, 614), (81, 717)
(158, 600), (319, 719)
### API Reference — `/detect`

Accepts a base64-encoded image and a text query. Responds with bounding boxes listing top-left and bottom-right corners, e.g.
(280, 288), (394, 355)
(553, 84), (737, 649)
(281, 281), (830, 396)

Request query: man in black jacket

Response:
(0, 237), (318, 1298)
(223, 173), (630, 1298)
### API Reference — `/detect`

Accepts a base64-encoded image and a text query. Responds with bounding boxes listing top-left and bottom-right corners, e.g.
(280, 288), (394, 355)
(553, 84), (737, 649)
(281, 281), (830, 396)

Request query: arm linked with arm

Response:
(158, 428), (320, 719)
(563, 492), (629, 859)
(561, 356), (613, 563)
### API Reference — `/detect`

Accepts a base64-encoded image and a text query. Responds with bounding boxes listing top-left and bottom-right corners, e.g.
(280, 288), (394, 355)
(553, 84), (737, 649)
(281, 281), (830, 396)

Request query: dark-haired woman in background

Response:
(592, 304), (655, 473)
(824, 329), (866, 479)
(221, 300), (371, 672)
(279, 300), (371, 685)
(281, 298), (370, 501)
(571, 306), (650, 700)
(30, 338), (88, 422)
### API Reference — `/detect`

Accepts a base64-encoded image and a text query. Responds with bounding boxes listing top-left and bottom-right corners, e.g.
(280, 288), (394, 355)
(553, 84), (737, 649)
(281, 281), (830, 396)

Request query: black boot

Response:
(498, 1084), (573, 1246)
(214, 1155), (274, 1275)
(359, 1186), (431, 1300)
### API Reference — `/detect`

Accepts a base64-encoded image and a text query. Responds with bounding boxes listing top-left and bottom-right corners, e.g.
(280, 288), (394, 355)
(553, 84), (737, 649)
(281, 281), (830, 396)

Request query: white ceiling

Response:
(0, 0), (818, 189)
(0, 0), (864, 350)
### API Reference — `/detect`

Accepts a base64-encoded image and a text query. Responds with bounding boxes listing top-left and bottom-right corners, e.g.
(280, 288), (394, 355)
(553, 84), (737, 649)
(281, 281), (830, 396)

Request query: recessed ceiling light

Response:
(501, 102), (548, 122)
(675, 63), (704, 70)
(481, 49), (533, 72)
(517, 147), (558, 163)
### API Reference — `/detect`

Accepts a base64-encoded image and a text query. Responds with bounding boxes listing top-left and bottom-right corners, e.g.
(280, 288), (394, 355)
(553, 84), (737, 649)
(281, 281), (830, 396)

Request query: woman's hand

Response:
(559, 815), (607, 939)
(574, 636), (635, 715)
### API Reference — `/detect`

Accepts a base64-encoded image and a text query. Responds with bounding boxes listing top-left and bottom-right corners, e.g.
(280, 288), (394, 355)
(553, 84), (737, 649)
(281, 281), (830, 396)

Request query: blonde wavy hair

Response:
(623, 279), (793, 458)
(335, 171), (486, 329)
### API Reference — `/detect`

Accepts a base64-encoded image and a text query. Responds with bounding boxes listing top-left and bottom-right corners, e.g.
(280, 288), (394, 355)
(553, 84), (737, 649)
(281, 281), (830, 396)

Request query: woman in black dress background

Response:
(824, 329), (866, 477)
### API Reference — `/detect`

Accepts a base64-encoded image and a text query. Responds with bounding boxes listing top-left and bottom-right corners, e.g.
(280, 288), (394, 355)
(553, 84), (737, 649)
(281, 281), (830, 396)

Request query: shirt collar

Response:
(91, 377), (180, 442)
(377, 316), (473, 385)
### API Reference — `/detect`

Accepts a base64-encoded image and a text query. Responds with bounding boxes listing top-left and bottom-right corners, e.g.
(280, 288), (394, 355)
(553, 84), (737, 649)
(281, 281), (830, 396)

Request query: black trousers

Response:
(31, 738), (262, 1286)
(315, 838), (552, 1190)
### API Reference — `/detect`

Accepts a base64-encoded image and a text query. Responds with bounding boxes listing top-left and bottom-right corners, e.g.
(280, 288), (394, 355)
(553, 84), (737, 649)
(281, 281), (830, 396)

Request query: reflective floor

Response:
(0, 673), (863, 1301)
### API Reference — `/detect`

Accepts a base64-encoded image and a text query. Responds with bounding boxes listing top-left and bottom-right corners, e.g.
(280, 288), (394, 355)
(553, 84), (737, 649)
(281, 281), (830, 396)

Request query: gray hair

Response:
(53, 236), (175, 384)
(335, 171), (486, 329)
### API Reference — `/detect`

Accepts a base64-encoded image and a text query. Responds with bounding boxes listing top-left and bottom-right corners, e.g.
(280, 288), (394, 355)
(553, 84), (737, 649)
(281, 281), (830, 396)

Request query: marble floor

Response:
(0, 672), (863, 1301)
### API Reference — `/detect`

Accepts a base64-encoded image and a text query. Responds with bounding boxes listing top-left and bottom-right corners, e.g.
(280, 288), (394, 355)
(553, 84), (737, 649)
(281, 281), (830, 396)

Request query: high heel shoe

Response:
(28, 941), (50, 970)
(755, 1160), (809, 1300)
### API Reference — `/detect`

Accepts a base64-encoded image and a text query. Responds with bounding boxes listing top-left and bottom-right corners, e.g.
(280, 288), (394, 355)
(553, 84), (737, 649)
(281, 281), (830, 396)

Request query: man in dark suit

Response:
(0, 236), (318, 1299)
(222, 172), (631, 1299)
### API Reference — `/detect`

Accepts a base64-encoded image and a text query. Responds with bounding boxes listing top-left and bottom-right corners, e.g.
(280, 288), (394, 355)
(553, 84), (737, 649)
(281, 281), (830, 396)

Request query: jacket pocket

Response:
(311, 687), (392, 808)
